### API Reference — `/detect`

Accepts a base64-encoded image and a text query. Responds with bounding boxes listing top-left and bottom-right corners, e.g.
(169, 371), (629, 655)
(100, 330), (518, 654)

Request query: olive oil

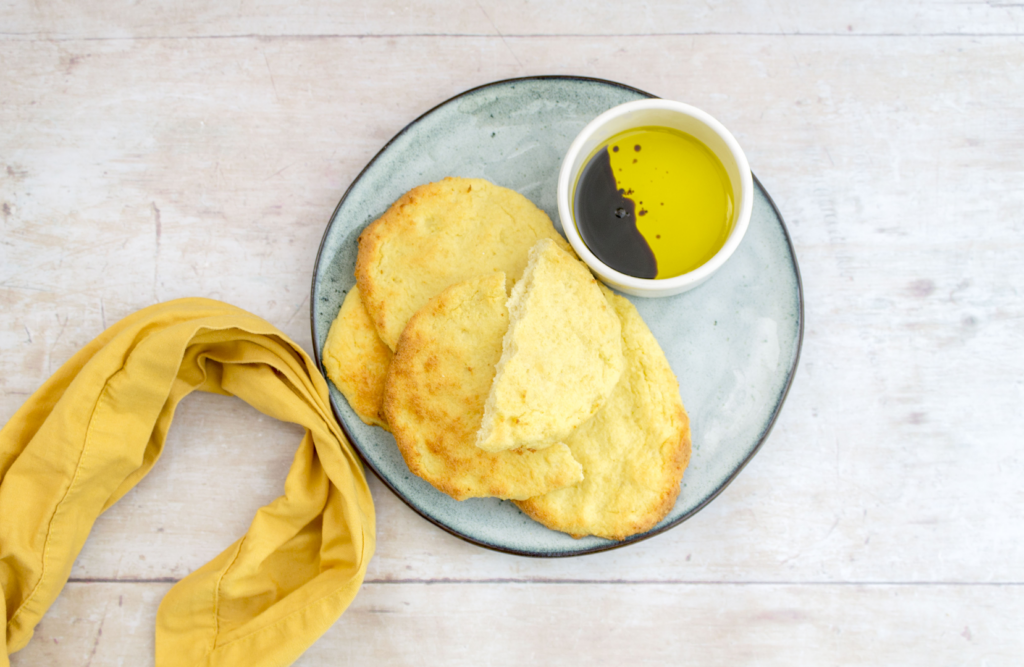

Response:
(573, 126), (734, 280)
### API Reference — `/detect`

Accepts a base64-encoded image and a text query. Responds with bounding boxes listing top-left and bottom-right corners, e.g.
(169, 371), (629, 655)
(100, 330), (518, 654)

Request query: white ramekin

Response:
(557, 99), (753, 298)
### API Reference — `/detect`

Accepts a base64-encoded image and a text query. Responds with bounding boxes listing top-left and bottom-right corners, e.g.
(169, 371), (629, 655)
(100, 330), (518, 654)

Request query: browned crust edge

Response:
(354, 180), (441, 351)
(513, 306), (693, 541)
(513, 410), (689, 540)
(379, 274), (583, 502)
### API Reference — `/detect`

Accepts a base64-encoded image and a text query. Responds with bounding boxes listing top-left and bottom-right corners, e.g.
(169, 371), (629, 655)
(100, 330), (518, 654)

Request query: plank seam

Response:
(2, 32), (1024, 41)
(65, 578), (1024, 586)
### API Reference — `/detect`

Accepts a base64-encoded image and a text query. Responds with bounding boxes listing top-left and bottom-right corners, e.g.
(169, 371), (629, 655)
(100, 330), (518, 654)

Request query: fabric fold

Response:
(0, 298), (375, 666)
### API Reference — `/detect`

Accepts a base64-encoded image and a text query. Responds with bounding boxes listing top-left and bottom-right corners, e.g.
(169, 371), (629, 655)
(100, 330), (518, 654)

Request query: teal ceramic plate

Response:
(311, 77), (802, 557)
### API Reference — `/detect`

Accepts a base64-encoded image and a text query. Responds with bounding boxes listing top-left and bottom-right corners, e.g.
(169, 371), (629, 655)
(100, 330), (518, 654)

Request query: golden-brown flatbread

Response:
(476, 239), (624, 453)
(382, 273), (584, 501)
(356, 177), (573, 351)
(322, 286), (392, 429)
(515, 289), (691, 540)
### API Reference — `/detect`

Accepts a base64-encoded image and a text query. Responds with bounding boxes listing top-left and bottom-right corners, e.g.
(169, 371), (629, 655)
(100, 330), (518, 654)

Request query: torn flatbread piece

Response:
(476, 238), (624, 452)
(382, 273), (584, 501)
(515, 289), (691, 540)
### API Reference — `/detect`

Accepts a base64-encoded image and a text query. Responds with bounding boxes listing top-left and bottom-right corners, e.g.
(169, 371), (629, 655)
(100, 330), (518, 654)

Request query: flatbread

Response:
(475, 238), (624, 452)
(382, 273), (584, 501)
(356, 177), (573, 350)
(322, 286), (392, 429)
(515, 289), (691, 540)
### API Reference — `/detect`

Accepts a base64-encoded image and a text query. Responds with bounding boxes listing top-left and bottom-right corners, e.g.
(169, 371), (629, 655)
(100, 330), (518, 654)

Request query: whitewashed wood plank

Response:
(2, 0), (1023, 39)
(10, 581), (1022, 665)
(3, 33), (1023, 587)
(9, 583), (168, 667)
(0, 37), (521, 382)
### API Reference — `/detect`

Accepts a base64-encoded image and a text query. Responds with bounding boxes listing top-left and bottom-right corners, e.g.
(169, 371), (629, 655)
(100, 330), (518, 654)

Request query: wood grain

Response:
(11, 582), (1022, 666)
(3, 0), (1024, 38)
(2, 1), (1023, 664)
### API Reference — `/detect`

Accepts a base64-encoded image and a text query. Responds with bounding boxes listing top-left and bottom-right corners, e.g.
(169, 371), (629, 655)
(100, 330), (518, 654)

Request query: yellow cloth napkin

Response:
(0, 298), (375, 666)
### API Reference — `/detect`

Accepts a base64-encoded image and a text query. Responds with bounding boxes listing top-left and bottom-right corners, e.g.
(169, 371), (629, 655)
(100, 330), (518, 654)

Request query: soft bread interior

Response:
(475, 238), (625, 453)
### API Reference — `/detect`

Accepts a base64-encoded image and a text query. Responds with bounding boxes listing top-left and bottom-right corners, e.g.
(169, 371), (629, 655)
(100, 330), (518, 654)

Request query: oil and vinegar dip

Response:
(572, 126), (734, 280)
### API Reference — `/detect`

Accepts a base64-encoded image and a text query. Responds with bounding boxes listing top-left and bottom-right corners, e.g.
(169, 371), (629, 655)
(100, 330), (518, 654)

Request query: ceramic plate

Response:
(311, 77), (802, 557)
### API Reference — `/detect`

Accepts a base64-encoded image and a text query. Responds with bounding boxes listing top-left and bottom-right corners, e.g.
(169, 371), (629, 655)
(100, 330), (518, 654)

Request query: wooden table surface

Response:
(3, 2), (1023, 664)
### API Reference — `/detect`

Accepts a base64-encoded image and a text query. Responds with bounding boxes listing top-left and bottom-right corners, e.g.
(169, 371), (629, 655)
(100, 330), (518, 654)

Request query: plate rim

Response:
(310, 75), (804, 558)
